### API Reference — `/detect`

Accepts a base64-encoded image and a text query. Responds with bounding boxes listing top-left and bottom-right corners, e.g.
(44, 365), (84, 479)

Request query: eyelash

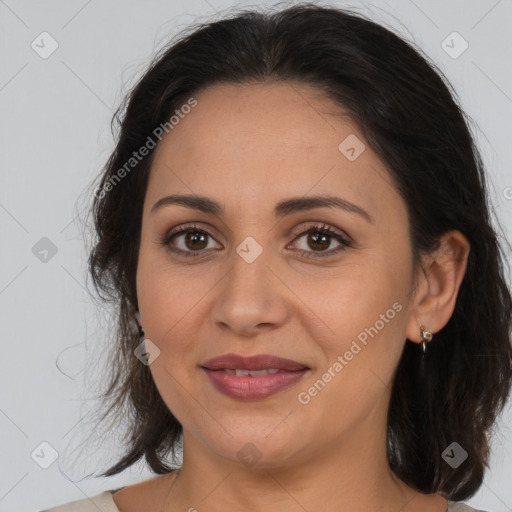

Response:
(160, 223), (353, 260)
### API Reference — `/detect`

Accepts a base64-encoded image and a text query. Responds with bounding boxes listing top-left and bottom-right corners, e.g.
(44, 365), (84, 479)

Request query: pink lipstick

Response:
(200, 353), (310, 400)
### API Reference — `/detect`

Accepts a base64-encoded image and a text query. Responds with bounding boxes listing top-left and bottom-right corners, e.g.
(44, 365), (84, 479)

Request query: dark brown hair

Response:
(84, 2), (512, 501)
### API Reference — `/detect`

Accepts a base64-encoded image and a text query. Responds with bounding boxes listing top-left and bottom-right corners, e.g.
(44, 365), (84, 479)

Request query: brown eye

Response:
(160, 222), (352, 259)
(305, 232), (331, 251)
(161, 225), (221, 258)
(290, 224), (352, 259)
(183, 230), (208, 251)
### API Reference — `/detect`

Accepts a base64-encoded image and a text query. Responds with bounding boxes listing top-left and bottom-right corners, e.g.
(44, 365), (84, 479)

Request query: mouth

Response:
(200, 353), (310, 400)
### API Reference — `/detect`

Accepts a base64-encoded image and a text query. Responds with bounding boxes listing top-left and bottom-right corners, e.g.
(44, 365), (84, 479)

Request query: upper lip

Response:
(201, 353), (309, 371)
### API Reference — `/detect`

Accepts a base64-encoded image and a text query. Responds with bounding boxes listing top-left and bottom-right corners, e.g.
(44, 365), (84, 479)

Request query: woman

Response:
(42, 3), (512, 511)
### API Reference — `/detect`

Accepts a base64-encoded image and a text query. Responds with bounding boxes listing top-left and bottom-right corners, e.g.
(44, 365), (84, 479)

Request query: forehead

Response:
(146, 82), (403, 222)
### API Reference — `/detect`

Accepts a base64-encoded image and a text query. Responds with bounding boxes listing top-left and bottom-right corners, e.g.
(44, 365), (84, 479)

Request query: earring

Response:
(420, 324), (433, 355)
(134, 310), (144, 341)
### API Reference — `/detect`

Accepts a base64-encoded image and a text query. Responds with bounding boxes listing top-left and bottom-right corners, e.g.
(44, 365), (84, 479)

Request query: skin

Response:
(113, 82), (470, 512)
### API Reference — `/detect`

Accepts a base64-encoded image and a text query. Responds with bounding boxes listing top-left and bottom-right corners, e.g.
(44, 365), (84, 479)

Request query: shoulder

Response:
(447, 500), (490, 512)
(39, 490), (120, 512)
(40, 473), (176, 512)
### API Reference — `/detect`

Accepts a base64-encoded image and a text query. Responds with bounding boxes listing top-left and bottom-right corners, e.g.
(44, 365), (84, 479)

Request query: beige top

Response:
(40, 490), (489, 512)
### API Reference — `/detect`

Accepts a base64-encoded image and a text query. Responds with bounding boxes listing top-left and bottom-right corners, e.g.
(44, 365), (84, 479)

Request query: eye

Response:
(288, 223), (352, 259)
(160, 223), (353, 259)
(160, 224), (221, 258)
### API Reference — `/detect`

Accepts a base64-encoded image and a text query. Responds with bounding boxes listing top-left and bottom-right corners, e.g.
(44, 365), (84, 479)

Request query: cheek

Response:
(304, 259), (406, 341)
(297, 281), (407, 434)
(136, 249), (206, 339)
(302, 254), (410, 389)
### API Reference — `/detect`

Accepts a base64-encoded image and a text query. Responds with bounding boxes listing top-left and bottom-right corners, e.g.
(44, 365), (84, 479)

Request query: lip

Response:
(201, 353), (309, 371)
(200, 353), (311, 400)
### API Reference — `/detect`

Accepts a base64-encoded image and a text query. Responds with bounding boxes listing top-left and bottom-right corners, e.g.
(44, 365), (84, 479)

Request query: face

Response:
(136, 82), (419, 469)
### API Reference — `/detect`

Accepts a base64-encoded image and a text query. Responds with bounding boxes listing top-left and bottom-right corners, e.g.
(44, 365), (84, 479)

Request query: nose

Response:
(211, 246), (290, 337)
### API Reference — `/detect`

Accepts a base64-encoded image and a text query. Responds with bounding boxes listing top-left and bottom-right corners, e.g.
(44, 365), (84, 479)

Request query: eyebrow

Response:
(150, 194), (373, 223)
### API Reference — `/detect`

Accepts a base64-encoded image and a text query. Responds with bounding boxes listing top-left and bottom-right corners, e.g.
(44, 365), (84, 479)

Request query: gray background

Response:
(1, 1), (511, 511)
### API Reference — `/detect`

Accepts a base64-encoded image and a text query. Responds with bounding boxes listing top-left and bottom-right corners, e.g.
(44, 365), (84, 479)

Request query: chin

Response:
(204, 427), (310, 470)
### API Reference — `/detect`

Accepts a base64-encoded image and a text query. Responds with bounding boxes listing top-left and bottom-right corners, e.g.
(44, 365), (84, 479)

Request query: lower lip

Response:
(201, 368), (309, 400)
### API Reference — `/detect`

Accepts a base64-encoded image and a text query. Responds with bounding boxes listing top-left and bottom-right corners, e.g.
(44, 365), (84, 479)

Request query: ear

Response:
(405, 230), (470, 344)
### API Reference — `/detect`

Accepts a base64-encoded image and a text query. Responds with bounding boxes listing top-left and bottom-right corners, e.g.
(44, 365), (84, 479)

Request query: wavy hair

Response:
(84, 2), (512, 501)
